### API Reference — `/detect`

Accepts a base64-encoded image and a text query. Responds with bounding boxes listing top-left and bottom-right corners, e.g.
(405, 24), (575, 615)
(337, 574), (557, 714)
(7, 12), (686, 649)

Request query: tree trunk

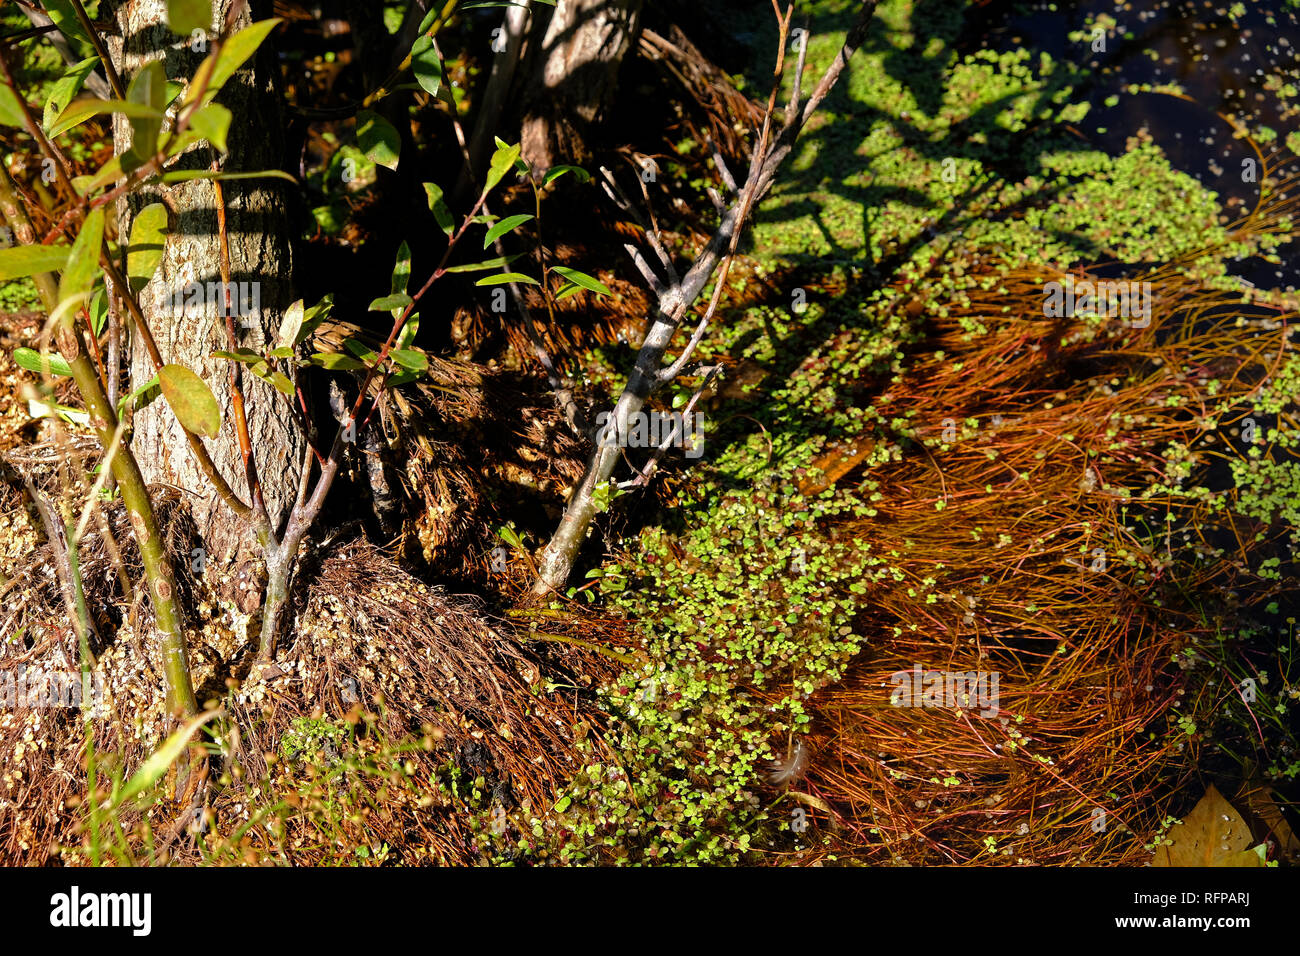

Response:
(110, 0), (303, 566)
(519, 0), (643, 173)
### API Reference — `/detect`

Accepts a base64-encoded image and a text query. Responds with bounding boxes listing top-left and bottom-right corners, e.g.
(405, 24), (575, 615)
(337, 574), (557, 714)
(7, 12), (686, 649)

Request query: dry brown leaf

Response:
(1152, 784), (1263, 867)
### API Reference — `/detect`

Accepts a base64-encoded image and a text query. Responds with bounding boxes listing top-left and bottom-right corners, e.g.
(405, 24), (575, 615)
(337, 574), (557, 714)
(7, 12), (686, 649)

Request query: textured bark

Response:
(519, 0), (643, 172)
(109, 0), (303, 565)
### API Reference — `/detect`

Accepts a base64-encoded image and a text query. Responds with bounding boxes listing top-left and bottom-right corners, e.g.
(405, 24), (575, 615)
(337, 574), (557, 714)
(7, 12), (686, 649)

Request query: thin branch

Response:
(711, 146), (738, 195)
(618, 365), (720, 489)
(68, 0), (126, 100)
(213, 173), (272, 540)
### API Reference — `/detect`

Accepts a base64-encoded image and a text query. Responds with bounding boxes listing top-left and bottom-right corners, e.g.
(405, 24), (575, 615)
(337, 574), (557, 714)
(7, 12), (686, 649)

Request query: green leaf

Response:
(72, 155), (122, 196)
(13, 348), (73, 377)
(444, 255), (516, 274)
(43, 57), (99, 132)
(475, 272), (538, 286)
(311, 352), (366, 371)
(126, 61), (167, 163)
(392, 241), (411, 297)
(554, 283), (583, 301)
(409, 34), (442, 97)
(258, 369), (294, 396)
(0, 243), (70, 281)
(117, 375), (160, 416)
(159, 363), (221, 438)
(166, 0), (212, 35)
(485, 142), (522, 194)
(89, 287), (108, 335)
(188, 102), (232, 153)
(497, 525), (524, 551)
(543, 164), (590, 185)
(391, 349), (427, 372)
(385, 369), (420, 388)
(344, 338), (378, 363)
(552, 266), (611, 296)
(117, 710), (217, 806)
(127, 203), (168, 293)
(39, 0), (93, 53)
(211, 348), (264, 364)
(357, 110), (400, 171)
(423, 183), (454, 236)
(483, 214), (533, 249)
(0, 81), (28, 130)
(276, 299), (304, 350)
(369, 293), (412, 312)
(200, 19), (281, 104)
(553, 795), (572, 813)
(57, 206), (105, 318)
(158, 168), (297, 185)
(298, 294), (333, 345)
(48, 98), (165, 139)
(396, 317), (419, 350)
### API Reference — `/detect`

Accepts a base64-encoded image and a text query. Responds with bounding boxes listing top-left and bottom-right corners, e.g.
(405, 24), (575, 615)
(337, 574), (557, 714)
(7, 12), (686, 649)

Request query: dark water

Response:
(965, 0), (1300, 289)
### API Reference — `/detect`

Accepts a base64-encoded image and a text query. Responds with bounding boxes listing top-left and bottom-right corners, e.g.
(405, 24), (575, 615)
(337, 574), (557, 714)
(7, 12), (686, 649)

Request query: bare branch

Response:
(626, 243), (666, 297)
(789, 21), (810, 117)
(532, 1), (882, 596)
(706, 186), (726, 216)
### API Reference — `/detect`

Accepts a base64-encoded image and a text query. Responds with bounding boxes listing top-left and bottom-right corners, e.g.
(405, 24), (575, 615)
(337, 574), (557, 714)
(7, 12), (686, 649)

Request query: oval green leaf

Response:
(483, 214), (533, 249)
(423, 182), (454, 236)
(188, 102), (232, 153)
(126, 61), (167, 162)
(48, 97), (166, 139)
(357, 109), (400, 171)
(57, 206), (105, 315)
(410, 34), (442, 97)
(475, 272), (539, 286)
(201, 19), (282, 103)
(127, 203), (168, 292)
(485, 142), (522, 194)
(312, 352), (366, 371)
(552, 266), (611, 296)
(159, 363), (221, 438)
(543, 164), (590, 185)
(13, 347), (73, 377)
(0, 243), (71, 281)
(391, 348), (428, 372)
(43, 57), (99, 132)
(369, 292), (411, 312)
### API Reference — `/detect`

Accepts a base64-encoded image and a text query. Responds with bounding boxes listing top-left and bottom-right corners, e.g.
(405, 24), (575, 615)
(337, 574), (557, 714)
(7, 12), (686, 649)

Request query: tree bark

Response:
(519, 0), (643, 173)
(109, 0), (303, 566)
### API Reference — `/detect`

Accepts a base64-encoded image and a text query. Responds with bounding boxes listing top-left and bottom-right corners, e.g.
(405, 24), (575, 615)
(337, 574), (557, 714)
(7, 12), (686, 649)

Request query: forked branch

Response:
(532, 2), (879, 596)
